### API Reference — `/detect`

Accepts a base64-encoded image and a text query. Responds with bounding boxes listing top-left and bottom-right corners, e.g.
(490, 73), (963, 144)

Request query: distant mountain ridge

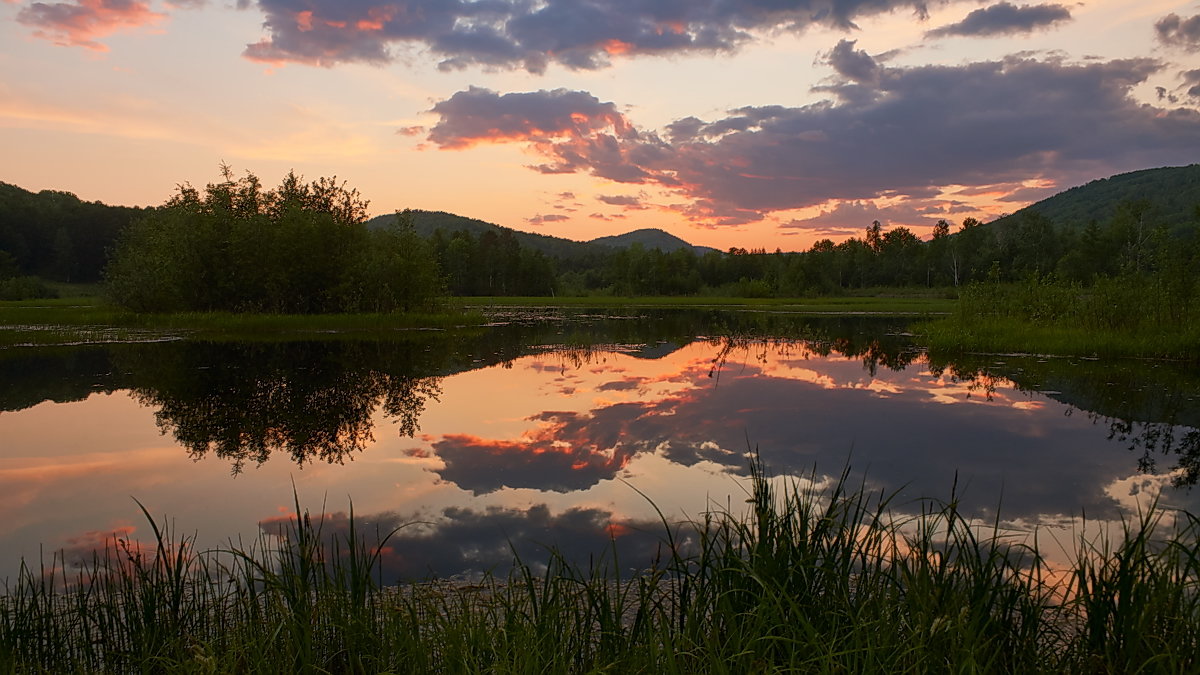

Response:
(588, 228), (717, 255)
(367, 210), (716, 257)
(989, 165), (1200, 232)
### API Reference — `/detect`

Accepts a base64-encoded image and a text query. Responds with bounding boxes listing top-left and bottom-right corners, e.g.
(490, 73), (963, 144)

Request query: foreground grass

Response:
(0, 297), (486, 347)
(2, 462), (1196, 673)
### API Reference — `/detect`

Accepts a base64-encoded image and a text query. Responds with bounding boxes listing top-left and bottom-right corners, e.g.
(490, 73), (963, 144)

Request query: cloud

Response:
(1185, 69), (1200, 99)
(427, 86), (634, 150)
(527, 213), (570, 225)
(427, 52), (1200, 231)
(597, 194), (648, 209)
(239, 0), (946, 71)
(16, 0), (167, 51)
(926, 2), (1071, 38)
(1155, 13), (1200, 52)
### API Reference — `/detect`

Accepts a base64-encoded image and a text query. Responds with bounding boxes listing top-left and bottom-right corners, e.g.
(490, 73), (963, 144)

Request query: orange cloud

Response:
(17, 0), (167, 51)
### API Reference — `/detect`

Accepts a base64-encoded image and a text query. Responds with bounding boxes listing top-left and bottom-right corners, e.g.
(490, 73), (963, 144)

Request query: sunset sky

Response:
(2, 0), (1199, 251)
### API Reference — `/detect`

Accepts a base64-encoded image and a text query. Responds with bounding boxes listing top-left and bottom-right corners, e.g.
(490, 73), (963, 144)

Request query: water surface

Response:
(2, 308), (1197, 581)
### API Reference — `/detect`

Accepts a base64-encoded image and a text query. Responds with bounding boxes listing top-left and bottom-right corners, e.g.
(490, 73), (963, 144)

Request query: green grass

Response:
(454, 294), (956, 315)
(918, 315), (1200, 361)
(915, 278), (1200, 361)
(3, 458), (1196, 673)
(0, 296), (486, 347)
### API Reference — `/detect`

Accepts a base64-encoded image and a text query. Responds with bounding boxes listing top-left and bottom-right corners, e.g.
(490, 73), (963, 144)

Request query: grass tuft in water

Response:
(2, 458), (1197, 672)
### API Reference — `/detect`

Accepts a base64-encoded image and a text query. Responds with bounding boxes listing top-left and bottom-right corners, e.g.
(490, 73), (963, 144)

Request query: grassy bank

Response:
(455, 294), (956, 315)
(3, 463), (1196, 673)
(0, 297), (486, 347)
(919, 315), (1200, 361)
(917, 277), (1200, 361)
(1, 293), (953, 348)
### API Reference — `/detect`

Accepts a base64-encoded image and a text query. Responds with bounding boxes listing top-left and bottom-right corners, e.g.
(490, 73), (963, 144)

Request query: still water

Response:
(2, 308), (1198, 582)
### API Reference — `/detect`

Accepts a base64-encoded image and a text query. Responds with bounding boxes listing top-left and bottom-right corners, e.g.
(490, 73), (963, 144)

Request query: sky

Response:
(2, 0), (1199, 251)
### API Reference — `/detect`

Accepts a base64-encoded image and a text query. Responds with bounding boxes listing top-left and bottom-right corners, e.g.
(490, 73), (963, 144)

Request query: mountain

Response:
(367, 210), (715, 257)
(989, 165), (1200, 232)
(368, 210), (597, 259)
(588, 228), (717, 255)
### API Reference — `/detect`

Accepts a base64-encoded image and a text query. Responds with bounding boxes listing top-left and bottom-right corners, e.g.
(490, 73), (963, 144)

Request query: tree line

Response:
(2, 171), (1197, 313)
(105, 168), (441, 313)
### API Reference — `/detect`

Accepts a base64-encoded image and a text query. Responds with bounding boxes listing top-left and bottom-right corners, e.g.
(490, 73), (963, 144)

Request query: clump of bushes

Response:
(104, 167), (443, 314)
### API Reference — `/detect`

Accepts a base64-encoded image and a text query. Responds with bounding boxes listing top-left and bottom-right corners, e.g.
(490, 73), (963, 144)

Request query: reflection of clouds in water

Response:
(425, 346), (1158, 522)
(259, 504), (681, 582)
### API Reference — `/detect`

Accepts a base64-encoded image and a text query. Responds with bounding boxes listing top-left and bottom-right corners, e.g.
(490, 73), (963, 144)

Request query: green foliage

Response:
(105, 169), (444, 314)
(0, 181), (145, 282)
(0, 276), (57, 301)
(0, 252), (57, 299)
(991, 164), (1200, 235)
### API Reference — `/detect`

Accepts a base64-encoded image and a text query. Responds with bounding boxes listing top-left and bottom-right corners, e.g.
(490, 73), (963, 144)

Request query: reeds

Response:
(2, 460), (1197, 673)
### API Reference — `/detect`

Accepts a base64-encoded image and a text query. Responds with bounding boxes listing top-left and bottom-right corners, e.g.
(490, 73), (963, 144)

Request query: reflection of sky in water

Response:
(2, 339), (1197, 582)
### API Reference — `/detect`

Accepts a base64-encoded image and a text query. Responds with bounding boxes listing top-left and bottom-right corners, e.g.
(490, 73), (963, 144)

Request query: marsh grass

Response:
(919, 276), (1200, 360)
(2, 461), (1197, 673)
(457, 295), (955, 315)
(0, 296), (485, 347)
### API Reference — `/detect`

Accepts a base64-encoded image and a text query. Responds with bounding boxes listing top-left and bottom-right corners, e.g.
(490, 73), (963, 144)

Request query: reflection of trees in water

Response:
(1103, 417), (1200, 488)
(119, 341), (443, 474)
(706, 330), (922, 381)
(928, 354), (1200, 488)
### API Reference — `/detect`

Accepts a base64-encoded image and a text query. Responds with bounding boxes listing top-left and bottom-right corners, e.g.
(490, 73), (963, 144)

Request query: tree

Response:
(105, 169), (443, 314)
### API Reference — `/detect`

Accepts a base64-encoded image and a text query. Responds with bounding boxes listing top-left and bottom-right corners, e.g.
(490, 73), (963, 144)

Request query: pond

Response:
(1, 307), (1198, 583)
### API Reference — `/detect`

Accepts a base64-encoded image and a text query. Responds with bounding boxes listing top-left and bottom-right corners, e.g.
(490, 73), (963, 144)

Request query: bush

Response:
(0, 276), (57, 301)
(105, 168), (443, 314)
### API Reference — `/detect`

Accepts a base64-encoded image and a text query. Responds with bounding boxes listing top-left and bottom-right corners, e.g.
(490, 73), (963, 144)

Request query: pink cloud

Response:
(426, 53), (1200, 233)
(17, 0), (167, 51)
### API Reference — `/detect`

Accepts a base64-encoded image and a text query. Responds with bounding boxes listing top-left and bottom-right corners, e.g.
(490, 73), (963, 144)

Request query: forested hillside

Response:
(990, 165), (1200, 234)
(0, 182), (145, 283)
(2, 165), (1198, 303)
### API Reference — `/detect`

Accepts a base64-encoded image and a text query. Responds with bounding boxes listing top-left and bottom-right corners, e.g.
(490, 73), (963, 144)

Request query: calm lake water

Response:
(2, 307), (1198, 582)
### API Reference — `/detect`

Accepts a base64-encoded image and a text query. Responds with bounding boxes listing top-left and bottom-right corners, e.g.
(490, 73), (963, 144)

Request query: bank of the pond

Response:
(914, 278), (1200, 361)
(2, 465), (1196, 673)
(917, 314), (1200, 361)
(0, 297), (487, 347)
(455, 294), (956, 315)
(1, 294), (955, 348)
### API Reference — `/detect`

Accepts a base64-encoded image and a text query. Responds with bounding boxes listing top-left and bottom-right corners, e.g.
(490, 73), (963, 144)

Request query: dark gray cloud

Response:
(1155, 13), (1200, 52)
(427, 51), (1200, 227)
(426, 86), (634, 149)
(827, 38), (881, 83)
(926, 2), (1071, 38)
(1185, 69), (1200, 99)
(240, 0), (950, 71)
(596, 194), (647, 208)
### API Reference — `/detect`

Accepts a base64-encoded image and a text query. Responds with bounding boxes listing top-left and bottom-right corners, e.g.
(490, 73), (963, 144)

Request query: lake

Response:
(2, 307), (1198, 583)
